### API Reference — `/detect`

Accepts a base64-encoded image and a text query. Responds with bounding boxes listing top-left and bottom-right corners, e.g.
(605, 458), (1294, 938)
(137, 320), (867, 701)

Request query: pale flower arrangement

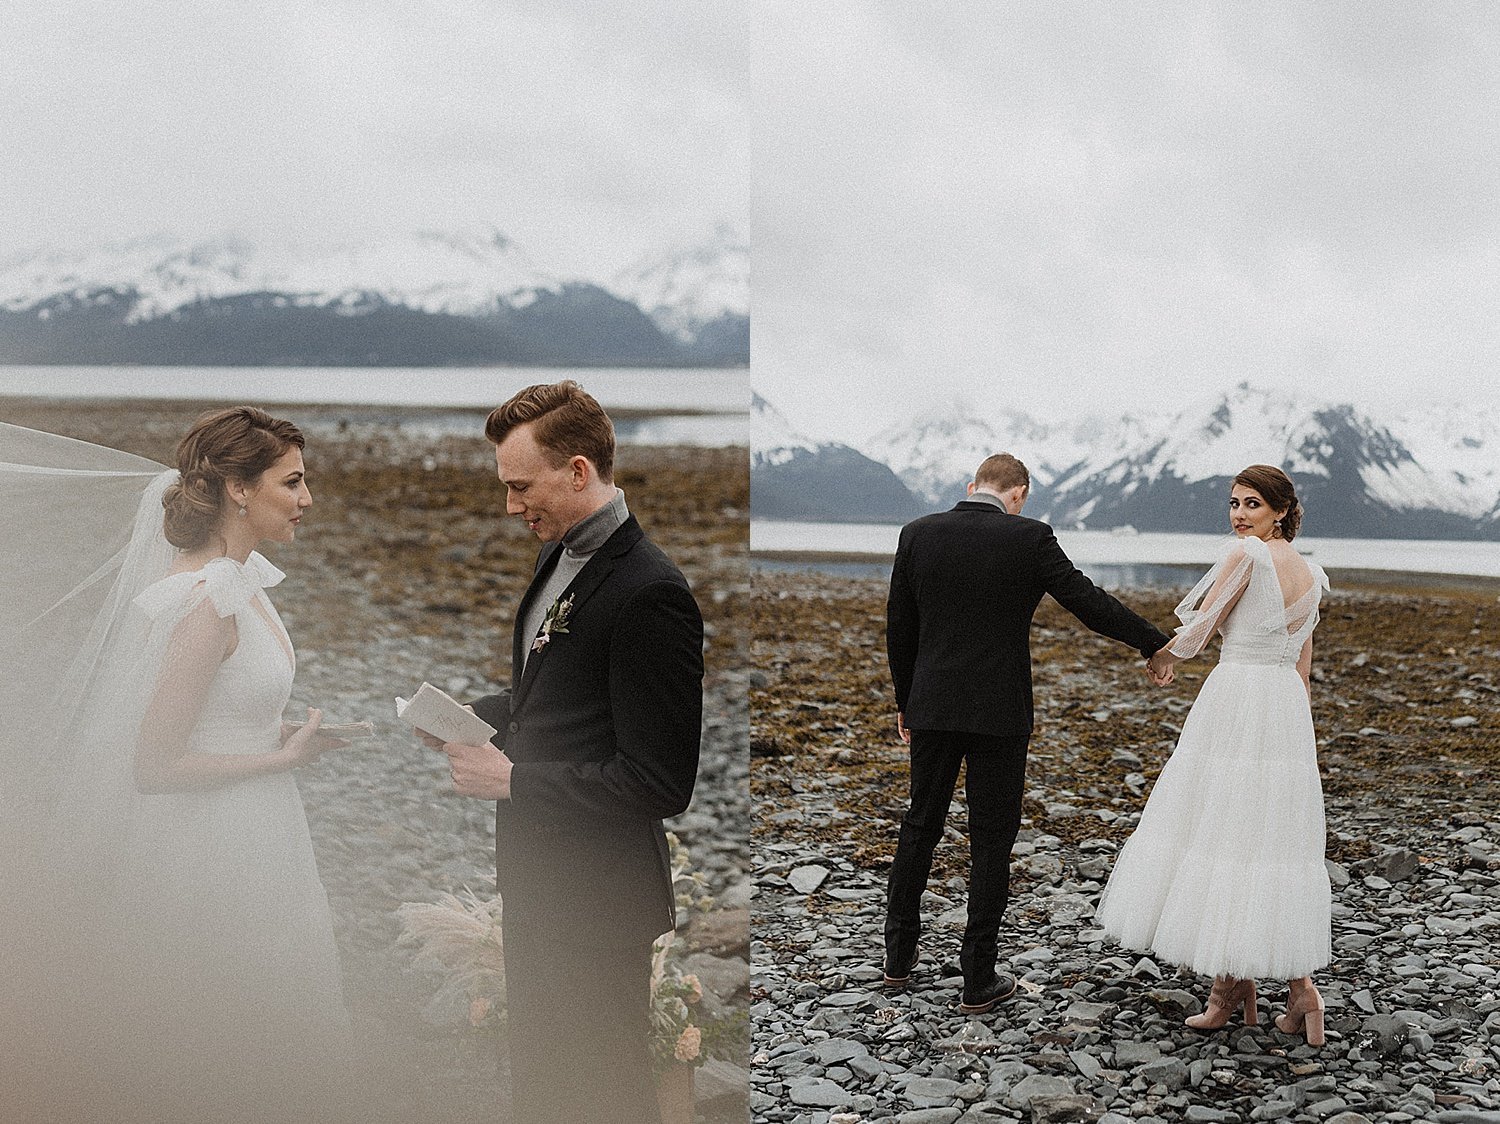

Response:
(395, 832), (731, 1075)
(648, 832), (717, 1072)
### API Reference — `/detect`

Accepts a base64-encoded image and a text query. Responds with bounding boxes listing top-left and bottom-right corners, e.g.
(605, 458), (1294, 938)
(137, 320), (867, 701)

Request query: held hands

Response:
(280, 707), (351, 766)
(1146, 647), (1176, 687)
(895, 711), (911, 746)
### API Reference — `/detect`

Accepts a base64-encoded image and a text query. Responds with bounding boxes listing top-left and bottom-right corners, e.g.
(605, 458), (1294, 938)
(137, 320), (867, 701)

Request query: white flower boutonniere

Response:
(531, 592), (574, 653)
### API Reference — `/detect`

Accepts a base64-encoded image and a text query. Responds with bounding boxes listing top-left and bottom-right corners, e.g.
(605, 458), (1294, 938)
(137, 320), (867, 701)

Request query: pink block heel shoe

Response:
(1275, 985), (1325, 1047)
(1184, 976), (1258, 1031)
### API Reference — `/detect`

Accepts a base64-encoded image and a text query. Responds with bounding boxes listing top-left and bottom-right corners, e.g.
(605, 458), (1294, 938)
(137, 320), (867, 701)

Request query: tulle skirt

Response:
(1095, 660), (1332, 980)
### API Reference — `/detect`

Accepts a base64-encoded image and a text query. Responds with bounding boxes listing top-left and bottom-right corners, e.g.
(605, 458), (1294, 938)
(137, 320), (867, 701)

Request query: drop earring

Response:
(238, 504), (248, 518)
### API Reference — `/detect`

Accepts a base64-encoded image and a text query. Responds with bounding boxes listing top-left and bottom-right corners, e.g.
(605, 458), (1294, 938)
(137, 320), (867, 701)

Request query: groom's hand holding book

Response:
(400, 681), (513, 800)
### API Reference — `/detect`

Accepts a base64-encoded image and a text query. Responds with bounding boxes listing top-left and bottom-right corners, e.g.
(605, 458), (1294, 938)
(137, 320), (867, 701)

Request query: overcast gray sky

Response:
(0, 0), (745, 276)
(753, 3), (1500, 443)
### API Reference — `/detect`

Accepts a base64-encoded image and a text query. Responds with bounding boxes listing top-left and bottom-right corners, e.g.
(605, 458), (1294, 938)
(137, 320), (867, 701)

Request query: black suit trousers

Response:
(502, 920), (660, 1124)
(884, 729), (1031, 985)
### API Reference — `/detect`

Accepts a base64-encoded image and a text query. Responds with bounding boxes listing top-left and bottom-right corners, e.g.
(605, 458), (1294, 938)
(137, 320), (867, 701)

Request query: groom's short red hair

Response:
(974, 453), (1029, 493)
(485, 380), (615, 483)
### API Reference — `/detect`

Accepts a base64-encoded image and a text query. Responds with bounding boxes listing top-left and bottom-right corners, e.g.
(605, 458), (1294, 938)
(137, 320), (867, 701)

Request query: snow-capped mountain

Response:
(758, 383), (1500, 539)
(861, 400), (1155, 507)
(1037, 384), (1500, 539)
(0, 228), (557, 321)
(0, 226), (747, 367)
(752, 392), (925, 523)
(611, 223), (748, 352)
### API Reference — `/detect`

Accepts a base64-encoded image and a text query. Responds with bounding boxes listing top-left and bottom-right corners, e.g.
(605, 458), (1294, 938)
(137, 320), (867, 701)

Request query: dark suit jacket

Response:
(887, 500), (1171, 738)
(470, 515), (703, 946)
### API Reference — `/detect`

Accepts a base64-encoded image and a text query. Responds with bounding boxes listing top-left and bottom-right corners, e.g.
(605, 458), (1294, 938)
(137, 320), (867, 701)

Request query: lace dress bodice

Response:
(1168, 535), (1330, 669)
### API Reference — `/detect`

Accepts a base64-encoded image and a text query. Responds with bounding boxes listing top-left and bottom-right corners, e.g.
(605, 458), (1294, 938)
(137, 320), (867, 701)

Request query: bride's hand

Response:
(1146, 647), (1176, 686)
(281, 707), (350, 765)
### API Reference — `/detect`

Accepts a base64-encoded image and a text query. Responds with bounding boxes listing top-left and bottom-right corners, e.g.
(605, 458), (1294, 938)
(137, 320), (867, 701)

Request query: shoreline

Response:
(752, 549), (1500, 594)
(0, 392), (740, 421)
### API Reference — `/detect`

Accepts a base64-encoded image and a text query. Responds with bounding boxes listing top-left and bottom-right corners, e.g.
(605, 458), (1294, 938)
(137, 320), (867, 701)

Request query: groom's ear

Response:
(965, 481), (976, 496)
(569, 454), (592, 490)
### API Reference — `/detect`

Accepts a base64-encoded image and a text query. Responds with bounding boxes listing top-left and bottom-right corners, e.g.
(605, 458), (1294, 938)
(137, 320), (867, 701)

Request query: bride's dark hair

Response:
(1233, 464), (1301, 541)
(162, 407), (305, 549)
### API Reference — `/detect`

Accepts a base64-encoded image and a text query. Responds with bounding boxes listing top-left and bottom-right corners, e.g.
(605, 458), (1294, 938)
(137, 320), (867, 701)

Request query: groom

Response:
(428, 381), (703, 1124)
(883, 452), (1171, 1012)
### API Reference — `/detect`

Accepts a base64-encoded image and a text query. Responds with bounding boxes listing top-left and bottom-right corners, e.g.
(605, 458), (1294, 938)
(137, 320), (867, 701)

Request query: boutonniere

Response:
(531, 593), (574, 653)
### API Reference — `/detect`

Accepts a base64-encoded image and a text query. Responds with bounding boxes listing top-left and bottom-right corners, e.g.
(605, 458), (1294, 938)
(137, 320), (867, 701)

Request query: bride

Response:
(0, 408), (353, 1123)
(1095, 464), (1332, 1047)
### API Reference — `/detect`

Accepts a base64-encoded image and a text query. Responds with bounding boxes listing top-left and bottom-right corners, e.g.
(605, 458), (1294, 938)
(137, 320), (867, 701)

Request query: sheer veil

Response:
(0, 421), (178, 913)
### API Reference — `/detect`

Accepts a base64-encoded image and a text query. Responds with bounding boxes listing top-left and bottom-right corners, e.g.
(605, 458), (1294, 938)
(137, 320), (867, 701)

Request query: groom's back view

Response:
(883, 453), (1170, 1011)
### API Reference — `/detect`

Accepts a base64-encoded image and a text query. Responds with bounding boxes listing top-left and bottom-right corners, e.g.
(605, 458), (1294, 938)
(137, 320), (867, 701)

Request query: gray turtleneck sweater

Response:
(519, 488), (629, 669)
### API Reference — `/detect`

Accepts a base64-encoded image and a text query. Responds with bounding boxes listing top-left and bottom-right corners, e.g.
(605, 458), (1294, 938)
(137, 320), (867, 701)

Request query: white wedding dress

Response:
(0, 425), (350, 1123)
(97, 554), (352, 1113)
(1095, 535), (1333, 980)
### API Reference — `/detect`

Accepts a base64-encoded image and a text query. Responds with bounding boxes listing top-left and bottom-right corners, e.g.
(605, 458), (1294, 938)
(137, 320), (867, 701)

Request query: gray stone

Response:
(1185, 1107), (1237, 1124)
(1137, 1057), (1189, 1091)
(1433, 1113), (1500, 1123)
(810, 1037), (869, 1065)
(1306, 1099), (1349, 1118)
(1012, 947), (1057, 967)
(788, 865), (831, 894)
(1360, 1012), (1413, 1056)
(898, 1111), (963, 1124)
(1250, 1101), (1296, 1121)
(957, 1105), (1018, 1124)
(1061, 1000), (1115, 1024)
(1068, 1050), (1102, 1080)
(1114, 1041), (1161, 1067)
(1005, 1074), (1075, 1110)
(1428, 915), (1471, 935)
(1323, 1114), (1374, 1124)
(905, 1076), (964, 1109)
(849, 1054), (885, 1080)
(1029, 1095), (1101, 1124)
(788, 1077), (852, 1108)
(1377, 848), (1421, 881)
(1147, 988), (1202, 1016)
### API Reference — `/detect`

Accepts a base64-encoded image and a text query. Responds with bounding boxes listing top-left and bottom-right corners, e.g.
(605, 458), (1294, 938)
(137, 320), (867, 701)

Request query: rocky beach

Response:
(751, 568), (1499, 1124)
(1, 397), (751, 1123)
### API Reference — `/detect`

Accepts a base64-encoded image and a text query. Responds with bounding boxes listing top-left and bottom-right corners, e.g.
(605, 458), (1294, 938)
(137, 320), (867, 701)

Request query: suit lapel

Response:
(510, 517), (645, 711)
(512, 542), (563, 690)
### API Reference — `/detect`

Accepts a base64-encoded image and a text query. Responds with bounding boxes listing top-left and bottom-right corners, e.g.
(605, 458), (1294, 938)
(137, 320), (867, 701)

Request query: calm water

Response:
(0, 366), (748, 446)
(752, 521), (1500, 583)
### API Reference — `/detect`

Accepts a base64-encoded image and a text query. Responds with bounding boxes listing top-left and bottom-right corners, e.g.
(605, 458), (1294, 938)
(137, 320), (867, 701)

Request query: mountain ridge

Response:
(0, 227), (748, 368)
(752, 384), (1500, 540)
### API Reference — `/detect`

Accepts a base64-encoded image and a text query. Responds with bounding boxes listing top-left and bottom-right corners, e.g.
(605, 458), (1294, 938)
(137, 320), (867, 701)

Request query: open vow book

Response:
(396, 681), (499, 746)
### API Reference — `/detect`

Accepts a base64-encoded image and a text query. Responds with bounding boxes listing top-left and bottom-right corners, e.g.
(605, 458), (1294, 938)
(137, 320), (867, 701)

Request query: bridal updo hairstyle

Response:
(484, 379), (615, 483)
(162, 407), (306, 550)
(1234, 464), (1302, 541)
